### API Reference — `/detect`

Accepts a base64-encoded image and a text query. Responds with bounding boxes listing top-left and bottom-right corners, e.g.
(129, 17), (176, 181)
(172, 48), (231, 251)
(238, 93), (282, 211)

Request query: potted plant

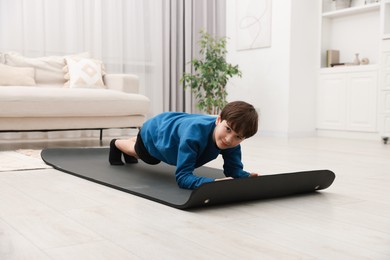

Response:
(180, 30), (242, 114)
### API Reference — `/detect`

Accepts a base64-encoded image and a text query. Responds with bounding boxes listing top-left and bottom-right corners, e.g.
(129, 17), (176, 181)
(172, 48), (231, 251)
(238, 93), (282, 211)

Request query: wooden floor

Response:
(1, 135), (390, 259)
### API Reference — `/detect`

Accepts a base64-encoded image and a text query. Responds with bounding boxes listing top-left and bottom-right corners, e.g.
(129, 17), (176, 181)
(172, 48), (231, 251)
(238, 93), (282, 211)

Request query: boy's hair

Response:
(220, 101), (258, 138)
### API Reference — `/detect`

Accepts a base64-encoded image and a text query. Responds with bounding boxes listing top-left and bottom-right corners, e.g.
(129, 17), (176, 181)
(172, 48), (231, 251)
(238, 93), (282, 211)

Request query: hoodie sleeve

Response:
(221, 145), (250, 178)
(174, 139), (214, 189)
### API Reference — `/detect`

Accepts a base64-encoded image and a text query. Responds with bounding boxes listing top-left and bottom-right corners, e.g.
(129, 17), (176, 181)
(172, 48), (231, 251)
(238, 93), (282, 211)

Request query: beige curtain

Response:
(162, 0), (226, 113)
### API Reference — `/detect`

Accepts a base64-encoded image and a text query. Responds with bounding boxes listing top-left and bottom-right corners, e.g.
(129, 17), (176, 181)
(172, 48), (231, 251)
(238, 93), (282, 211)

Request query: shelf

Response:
(320, 64), (379, 74)
(322, 3), (380, 18)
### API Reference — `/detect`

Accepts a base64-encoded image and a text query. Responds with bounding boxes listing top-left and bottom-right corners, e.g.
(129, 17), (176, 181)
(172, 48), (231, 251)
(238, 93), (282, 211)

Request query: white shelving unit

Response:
(320, 64), (378, 73)
(317, 1), (383, 137)
(379, 0), (390, 142)
(378, 40), (390, 143)
(320, 2), (380, 68)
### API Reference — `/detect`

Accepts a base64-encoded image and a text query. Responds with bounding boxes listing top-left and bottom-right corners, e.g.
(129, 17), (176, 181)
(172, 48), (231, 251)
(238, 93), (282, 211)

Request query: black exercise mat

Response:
(41, 148), (335, 209)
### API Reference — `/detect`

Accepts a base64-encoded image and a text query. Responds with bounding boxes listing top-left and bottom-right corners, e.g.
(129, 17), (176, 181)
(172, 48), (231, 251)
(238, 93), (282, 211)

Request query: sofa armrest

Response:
(104, 74), (139, 94)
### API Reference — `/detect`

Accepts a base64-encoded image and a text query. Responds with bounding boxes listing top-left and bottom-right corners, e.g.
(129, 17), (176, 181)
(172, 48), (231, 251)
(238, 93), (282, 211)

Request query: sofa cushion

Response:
(4, 52), (90, 86)
(0, 64), (36, 86)
(0, 87), (150, 118)
(4, 52), (65, 85)
(0, 52), (5, 63)
(64, 57), (105, 88)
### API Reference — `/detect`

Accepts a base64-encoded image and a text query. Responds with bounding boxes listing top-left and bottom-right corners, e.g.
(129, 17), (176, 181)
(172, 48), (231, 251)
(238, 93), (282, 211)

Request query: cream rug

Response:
(0, 150), (51, 172)
(15, 149), (42, 159)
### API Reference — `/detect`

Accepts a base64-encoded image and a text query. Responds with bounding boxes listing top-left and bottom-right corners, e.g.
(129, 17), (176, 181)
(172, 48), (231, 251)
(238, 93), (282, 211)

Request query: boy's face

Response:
(214, 116), (245, 150)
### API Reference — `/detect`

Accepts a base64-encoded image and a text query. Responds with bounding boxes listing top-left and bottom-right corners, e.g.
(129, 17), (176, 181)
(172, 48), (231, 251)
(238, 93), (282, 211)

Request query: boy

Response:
(109, 101), (259, 190)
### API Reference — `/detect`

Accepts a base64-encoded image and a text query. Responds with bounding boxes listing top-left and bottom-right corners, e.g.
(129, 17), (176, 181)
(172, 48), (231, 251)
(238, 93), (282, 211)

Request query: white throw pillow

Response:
(0, 63), (36, 86)
(64, 56), (105, 88)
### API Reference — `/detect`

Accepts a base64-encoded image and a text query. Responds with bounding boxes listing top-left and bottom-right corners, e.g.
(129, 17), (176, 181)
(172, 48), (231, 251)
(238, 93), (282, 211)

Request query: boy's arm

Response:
(221, 145), (251, 178)
(175, 141), (214, 189)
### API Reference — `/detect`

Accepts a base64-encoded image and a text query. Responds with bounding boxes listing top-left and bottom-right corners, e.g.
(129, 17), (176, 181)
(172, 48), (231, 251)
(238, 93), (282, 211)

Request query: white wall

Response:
(225, 0), (319, 137)
(288, 0), (320, 136)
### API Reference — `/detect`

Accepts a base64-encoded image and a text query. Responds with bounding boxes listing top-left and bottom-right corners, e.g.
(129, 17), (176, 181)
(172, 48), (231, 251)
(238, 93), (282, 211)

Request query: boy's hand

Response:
(215, 177), (233, 182)
(249, 173), (260, 177)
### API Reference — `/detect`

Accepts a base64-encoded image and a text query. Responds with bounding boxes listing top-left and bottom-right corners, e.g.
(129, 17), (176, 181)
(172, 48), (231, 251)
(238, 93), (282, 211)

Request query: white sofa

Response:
(0, 52), (150, 139)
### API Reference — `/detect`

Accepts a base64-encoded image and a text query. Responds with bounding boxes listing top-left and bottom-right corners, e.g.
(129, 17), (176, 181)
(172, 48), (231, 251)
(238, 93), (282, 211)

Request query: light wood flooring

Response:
(1, 135), (390, 259)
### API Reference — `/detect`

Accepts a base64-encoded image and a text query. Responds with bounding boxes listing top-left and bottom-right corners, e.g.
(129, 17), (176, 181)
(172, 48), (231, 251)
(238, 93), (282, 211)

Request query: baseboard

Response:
(257, 130), (317, 138)
(316, 129), (383, 141)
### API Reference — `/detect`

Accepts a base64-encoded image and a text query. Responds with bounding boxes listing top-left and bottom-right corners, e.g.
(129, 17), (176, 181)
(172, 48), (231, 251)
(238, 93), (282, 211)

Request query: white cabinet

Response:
(317, 68), (378, 132)
(347, 71), (378, 131)
(317, 73), (346, 129)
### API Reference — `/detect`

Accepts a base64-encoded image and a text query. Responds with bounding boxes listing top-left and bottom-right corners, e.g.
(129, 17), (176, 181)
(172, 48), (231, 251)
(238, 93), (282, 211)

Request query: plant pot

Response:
(335, 0), (351, 10)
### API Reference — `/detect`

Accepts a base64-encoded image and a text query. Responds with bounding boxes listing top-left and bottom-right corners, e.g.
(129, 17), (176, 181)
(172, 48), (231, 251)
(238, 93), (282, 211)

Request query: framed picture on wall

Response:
(236, 0), (272, 50)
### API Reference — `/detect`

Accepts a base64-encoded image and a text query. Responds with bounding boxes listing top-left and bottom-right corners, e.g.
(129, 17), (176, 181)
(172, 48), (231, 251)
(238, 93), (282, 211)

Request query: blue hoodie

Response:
(140, 112), (250, 189)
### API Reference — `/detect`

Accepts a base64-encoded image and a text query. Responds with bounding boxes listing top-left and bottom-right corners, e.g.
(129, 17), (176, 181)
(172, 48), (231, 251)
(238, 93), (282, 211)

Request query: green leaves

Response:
(180, 30), (242, 114)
